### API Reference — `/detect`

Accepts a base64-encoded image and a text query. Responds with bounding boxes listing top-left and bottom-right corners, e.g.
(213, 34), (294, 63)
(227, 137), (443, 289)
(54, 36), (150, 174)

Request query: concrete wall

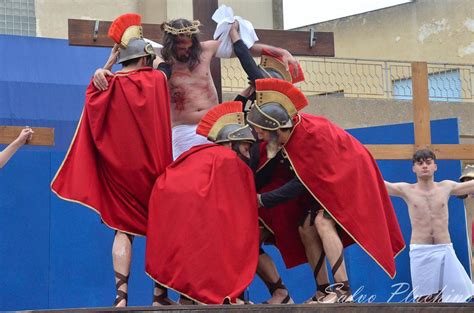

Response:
(34, 0), (277, 39)
(294, 0), (474, 64)
(35, 0), (138, 38)
(219, 0), (276, 29)
(223, 93), (474, 143)
(138, 0), (168, 24)
(302, 96), (474, 145)
(166, 0), (193, 21)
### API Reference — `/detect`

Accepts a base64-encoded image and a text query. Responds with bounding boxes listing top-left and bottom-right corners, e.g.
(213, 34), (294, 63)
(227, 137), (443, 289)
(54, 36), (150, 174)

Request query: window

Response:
(0, 0), (36, 36)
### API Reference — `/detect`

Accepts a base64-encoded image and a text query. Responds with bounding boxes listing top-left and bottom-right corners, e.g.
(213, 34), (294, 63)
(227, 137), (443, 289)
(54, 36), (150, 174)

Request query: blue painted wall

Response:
(0, 35), (470, 310)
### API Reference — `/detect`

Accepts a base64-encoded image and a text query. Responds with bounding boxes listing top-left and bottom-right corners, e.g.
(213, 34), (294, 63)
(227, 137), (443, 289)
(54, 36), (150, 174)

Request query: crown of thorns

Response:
(163, 20), (201, 36)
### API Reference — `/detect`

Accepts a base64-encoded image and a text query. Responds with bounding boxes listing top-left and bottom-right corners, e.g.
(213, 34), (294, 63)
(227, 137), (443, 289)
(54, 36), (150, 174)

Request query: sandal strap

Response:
(113, 290), (128, 306)
(281, 294), (291, 304)
(317, 283), (331, 294)
(153, 293), (174, 305)
(114, 271), (129, 290)
(153, 282), (173, 305)
(334, 280), (353, 303)
(263, 277), (287, 295)
(331, 252), (344, 277)
(314, 252), (326, 281)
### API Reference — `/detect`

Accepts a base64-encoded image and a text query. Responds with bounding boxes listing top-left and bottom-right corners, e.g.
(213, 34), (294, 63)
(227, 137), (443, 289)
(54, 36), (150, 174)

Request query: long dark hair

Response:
(161, 19), (202, 71)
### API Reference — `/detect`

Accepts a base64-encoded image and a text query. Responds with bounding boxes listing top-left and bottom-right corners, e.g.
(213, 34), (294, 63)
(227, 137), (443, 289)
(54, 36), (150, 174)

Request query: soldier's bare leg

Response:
(298, 212), (331, 303)
(315, 211), (353, 303)
(257, 227), (294, 304)
(112, 231), (133, 307)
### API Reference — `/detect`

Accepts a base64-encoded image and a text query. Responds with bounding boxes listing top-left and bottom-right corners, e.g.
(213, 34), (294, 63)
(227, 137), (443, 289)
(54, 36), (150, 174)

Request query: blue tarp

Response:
(0, 35), (470, 310)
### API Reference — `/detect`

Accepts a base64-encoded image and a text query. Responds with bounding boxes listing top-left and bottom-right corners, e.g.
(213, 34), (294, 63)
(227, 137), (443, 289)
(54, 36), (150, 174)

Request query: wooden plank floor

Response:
(25, 302), (474, 313)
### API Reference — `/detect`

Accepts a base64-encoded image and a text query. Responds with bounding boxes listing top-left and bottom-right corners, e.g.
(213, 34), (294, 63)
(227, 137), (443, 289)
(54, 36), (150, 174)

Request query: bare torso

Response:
(401, 181), (453, 244)
(168, 42), (219, 126)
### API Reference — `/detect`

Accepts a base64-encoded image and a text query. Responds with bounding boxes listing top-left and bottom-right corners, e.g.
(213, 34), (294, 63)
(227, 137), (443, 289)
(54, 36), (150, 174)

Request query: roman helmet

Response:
(460, 165), (474, 182)
(196, 101), (256, 144)
(246, 78), (308, 130)
(259, 48), (305, 84)
(108, 13), (156, 64)
(457, 165), (474, 199)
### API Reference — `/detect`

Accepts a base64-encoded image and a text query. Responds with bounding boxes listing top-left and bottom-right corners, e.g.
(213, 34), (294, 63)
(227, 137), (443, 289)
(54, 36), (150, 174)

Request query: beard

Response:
(176, 54), (190, 63)
(265, 132), (281, 159)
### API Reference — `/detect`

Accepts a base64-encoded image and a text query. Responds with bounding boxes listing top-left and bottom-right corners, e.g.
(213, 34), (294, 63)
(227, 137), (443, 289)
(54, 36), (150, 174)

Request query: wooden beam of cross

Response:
(365, 62), (474, 160)
(67, 20), (335, 56)
(67, 0), (334, 102)
(0, 126), (55, 146)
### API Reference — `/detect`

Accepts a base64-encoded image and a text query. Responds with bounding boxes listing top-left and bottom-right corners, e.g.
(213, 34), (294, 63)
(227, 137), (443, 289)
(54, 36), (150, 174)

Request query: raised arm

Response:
(384, 180), (408, 198)
(249, 42), (298, 77)
(450, 179), (474, 197)
(0, 127), (33, 168)
(92, 44), (119, 91)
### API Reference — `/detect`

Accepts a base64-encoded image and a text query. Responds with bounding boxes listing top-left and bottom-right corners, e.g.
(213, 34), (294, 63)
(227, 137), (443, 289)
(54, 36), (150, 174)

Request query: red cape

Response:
(51, 68), (172, 236)
(146, 144), (259, 304)
(259, 114), (405, 277)
(258, 158), (309, 268)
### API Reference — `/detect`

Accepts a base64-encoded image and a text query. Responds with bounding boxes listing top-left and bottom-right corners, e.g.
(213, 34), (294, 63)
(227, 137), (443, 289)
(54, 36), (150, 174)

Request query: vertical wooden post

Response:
(411, 62), (431, 150)
(193, 0), (222, 102)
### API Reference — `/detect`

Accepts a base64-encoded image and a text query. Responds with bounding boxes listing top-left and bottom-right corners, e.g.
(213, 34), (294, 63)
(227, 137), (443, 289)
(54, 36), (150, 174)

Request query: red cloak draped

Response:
(51, 68), (172, 236)
(258, 157), (309, 268)
(146, 144), (259, 304)
(259, 114), (405, 277)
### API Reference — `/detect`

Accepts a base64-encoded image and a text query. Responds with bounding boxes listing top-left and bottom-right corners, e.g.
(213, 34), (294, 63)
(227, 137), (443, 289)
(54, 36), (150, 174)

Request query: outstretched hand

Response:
(15, 127), (34, 146)
(281, 51), (299, 78)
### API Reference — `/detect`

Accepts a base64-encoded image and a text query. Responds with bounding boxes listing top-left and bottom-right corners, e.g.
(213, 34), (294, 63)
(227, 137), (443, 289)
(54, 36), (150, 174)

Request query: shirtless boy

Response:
(385, 149), (474, 302)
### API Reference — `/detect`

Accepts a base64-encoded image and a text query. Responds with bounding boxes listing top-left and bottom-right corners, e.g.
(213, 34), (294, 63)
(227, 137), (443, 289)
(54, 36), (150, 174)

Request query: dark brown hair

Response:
(161, 19), (202, 71)
(412, 149), (436, 164)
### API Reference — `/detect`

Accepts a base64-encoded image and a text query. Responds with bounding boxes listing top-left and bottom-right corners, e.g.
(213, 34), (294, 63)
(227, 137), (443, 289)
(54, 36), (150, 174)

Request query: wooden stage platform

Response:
(25, 303), (474, 313)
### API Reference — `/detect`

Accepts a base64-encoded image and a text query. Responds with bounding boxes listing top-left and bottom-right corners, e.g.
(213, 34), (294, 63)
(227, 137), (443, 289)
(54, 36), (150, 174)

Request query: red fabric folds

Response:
(259, 114), (405, 277)
(51, 68), (172, 236)
(257, 158), (309, 268)
(146, 144), (259, 304)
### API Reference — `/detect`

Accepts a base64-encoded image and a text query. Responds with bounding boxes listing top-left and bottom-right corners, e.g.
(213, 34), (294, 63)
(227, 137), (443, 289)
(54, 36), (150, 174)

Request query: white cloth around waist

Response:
(172, 124), (210, 160)
(409, 243), (474, 302)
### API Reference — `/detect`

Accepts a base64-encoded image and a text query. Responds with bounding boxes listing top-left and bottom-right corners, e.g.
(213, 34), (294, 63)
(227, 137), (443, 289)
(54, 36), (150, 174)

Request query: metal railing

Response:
(221, 57), (474, 102)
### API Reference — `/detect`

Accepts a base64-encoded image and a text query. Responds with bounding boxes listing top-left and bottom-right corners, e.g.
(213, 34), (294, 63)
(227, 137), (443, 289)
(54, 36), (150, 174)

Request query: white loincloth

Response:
(172, 124), (210, 160)
(409, 243), (474, 302)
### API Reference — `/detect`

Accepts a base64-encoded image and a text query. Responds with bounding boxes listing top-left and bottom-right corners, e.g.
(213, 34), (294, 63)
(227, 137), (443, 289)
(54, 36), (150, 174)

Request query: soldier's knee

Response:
(315, 212), (335, 234)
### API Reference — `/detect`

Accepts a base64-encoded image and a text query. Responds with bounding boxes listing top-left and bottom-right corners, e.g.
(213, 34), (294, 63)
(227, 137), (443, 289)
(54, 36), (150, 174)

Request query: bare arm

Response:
(92, 44), (119, 91)
(201, 40), (221, 58)
(384, 180), (408, 197)
(0, 128), (33, 168)
(249, 42), (298, 77)
(450, 180), (474, 196)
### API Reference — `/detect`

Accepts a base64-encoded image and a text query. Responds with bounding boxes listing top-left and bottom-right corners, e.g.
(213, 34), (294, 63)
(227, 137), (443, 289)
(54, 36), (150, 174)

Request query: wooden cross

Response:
(67, 0), (335, 101)
(365, 62), (474, 160)
(67, 3), (472, 161)
(0, 126), (55, 146)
